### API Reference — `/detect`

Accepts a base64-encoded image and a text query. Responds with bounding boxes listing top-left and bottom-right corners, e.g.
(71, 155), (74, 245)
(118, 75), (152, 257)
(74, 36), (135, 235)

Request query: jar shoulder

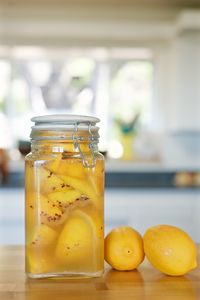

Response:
(25, 150), (104, 163)
(95, 152), (105, 161)
(25, 151), (58, 163)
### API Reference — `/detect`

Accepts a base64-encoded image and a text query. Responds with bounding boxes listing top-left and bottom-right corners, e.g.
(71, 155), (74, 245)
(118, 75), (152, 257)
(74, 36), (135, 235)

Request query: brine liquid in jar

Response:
(25, 115), (104, 278)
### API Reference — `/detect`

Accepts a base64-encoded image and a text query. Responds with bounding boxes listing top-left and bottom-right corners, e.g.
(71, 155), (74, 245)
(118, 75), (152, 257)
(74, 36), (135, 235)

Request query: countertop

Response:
(0, 246), (200, 300)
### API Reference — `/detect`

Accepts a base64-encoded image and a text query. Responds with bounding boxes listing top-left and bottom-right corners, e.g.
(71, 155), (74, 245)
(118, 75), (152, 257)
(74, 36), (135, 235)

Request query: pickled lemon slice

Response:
(30, 224), (57, 247)
(48, 190), (81, 210)
(38, 167), (70, 194)
(84, 159), (104, 196)
(57, 159), (85, 179)
(55, 210), (97, 269)
(44, 154), (62, 173)
(59, 175), (99, 207)
(40, 195), (63, 226)
(25, 160), (35, 192)
(82, 205), (104, 239)
(27, 247), (55, 274)
(25, 193), (38, 231)
(27, 224), (57, 274)
(81, 206), (104, 270)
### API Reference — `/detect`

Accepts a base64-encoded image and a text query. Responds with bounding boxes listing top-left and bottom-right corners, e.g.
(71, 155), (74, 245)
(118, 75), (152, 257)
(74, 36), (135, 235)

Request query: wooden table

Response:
(0, 246), (200, 300)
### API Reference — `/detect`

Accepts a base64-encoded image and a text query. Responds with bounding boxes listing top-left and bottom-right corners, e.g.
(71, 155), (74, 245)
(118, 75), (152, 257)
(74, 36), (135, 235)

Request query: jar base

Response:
(26, 270), (104, 279)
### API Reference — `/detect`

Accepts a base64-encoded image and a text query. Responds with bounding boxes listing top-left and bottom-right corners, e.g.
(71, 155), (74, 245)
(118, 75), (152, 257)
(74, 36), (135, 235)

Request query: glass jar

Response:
(25, 115), (104, 278)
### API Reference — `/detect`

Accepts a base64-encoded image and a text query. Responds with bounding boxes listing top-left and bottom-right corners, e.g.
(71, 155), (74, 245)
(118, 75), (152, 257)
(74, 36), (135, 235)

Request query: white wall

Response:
(165, 32), (200, 131)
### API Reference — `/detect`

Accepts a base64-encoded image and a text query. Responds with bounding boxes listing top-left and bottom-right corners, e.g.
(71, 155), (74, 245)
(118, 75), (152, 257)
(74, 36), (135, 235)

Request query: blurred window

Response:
(111, 61), (153, 125)
(0, 60), (11, 112)
(0, 47), (153, 150)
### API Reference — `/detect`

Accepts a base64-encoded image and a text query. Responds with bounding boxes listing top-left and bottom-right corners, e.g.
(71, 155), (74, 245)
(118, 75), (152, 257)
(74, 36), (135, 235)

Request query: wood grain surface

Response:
(0, 245), (200, 300)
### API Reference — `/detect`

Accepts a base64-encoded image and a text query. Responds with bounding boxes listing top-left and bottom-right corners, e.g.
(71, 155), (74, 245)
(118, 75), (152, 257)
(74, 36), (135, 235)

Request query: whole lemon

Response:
(105, 226), (145, 271)
(55, 210), (96, 269)
(143, 225), (198, 276)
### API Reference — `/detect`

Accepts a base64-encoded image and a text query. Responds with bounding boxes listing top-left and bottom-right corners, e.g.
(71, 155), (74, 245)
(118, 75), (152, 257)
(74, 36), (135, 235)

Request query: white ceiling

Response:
(0, 0), (200, 47)
(1, 0), (199, 23)
(1, 0), (200, 8)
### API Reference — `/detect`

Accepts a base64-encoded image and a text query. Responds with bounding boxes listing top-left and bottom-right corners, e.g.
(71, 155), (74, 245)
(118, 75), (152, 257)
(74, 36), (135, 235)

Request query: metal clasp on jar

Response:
(72, 122), (97, 168)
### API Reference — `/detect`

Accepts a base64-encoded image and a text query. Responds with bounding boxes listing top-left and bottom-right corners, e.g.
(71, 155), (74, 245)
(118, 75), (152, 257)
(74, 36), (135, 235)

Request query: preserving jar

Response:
(25, 115), (104, 278)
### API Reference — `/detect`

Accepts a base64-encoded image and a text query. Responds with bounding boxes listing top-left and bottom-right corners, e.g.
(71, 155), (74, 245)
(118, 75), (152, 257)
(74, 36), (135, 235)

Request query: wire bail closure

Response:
(72, 122), (97, 168)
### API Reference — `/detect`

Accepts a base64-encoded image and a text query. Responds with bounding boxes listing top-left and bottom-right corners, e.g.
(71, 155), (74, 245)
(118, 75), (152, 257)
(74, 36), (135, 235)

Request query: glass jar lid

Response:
(31, 114), (100, 168)
(31, 114), (100, 138)
(31, 114), (100, 131)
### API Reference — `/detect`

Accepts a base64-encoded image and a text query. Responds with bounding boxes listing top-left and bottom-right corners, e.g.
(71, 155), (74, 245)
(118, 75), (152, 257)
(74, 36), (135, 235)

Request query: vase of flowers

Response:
(116, 113), (140, 160)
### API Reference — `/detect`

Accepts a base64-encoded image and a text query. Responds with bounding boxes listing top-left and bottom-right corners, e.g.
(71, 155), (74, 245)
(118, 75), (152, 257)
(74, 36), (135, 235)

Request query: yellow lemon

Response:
(38, 167), (65, 194)
(60, 175), (99, 207)
(105, 226), (145, 271)
(26, 225), (57, 275)
(30, 224), (57, 248)
(143, 225), (198, 276)
(48, 190), (81, 210)
(57, 158), (85, 179)
(26, 247), (56, 275)
(55, 210), (100, 272)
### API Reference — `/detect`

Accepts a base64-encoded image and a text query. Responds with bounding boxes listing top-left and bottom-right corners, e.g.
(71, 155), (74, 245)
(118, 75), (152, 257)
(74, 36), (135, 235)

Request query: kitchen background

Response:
(0, 0), (199, 244)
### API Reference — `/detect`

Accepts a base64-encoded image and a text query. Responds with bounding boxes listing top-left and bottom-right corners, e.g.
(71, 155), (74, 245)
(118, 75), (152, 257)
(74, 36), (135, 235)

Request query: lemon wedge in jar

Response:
(55, 210), (97, 270)
(59, 175), (99, 207)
